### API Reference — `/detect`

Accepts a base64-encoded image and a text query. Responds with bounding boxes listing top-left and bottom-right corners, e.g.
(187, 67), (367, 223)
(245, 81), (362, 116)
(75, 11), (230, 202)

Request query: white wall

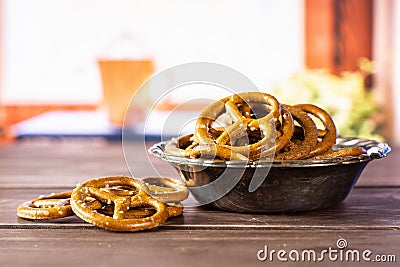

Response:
(1, 0), (303, 104)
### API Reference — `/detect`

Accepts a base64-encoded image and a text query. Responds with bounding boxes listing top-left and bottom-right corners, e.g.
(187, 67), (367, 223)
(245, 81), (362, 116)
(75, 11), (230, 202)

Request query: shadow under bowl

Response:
(148, 137), (391, 213)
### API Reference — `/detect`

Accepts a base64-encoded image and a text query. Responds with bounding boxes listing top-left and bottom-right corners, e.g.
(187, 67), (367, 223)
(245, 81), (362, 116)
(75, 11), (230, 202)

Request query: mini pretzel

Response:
(274, 105), (318, 160)
(167, 92), (366, 161)
(164, 134), (199, 159)
(165, 202), (184, 217)
(17, 191), (73, 220)
(70, 176), (169, 232)
(313, 147), (366, 159)
(92, 203), (184, 218)
(295, 104), (337, 158)
(75, 179), (185, 218)
(251, 104), (294, 160)
(194, 92), (281, 160)
(141, 177), (189, 203)
(94, 204), (154, 218)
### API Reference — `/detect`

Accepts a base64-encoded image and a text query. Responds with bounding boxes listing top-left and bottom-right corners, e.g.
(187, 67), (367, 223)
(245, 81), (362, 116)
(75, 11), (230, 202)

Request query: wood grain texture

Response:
(0, 142), (179, 188)
(1, 229), (398, 267)
(1, 188), (399, 230)
(0, 143), (398, 267)
(0, 143), (397, 188)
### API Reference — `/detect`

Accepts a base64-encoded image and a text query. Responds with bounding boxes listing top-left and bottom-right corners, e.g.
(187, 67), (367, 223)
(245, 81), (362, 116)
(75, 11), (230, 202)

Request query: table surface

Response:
(0, 141), (398, 267)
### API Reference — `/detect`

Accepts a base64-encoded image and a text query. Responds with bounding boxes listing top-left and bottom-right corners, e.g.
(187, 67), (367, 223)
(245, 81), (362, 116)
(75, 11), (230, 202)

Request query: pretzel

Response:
(313, 147), (366, 159)
(93, 204), (154, 218)
(274, 105), (318, 160)
(70, 176), (169, 232)
(141, 177), (189, 203)
(169, 92), (367, 161)
(251, 104), (294, 160)
(164, 134), (199, 158)
(165, 202), (184, 217)
(17, 191), (74, 220)
(295, 104), (337, 158)
(92, 202), (184, 218)
(194, 92), (281, 160)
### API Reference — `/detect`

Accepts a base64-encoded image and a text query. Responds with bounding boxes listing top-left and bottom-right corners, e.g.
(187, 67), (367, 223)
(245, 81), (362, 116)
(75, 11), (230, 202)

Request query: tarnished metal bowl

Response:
(149, 137), (391, 213)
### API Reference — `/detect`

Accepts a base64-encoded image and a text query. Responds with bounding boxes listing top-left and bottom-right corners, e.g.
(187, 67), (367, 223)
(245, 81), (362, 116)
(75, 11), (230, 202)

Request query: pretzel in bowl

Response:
(313, 147), (366, 159)
(295, 104), (337, 157)
(168, 91), (366, 161)
(192, 92), (294, 160)
(17, 191), (74, 220)
(274, 105), (318, 160)
(70, 176), (170, 232)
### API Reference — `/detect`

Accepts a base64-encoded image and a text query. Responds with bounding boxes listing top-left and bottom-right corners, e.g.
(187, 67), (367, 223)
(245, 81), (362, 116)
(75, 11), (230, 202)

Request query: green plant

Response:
(266, 58), (382, 140)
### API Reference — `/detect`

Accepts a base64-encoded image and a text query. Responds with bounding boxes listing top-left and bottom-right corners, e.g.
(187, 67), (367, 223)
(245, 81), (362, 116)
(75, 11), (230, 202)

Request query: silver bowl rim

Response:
(148, 137), (391, 168)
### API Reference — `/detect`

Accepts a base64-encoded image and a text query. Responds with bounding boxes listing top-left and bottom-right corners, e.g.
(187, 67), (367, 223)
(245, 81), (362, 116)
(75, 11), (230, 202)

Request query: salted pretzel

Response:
(295, 104), (337, 158)
(171, 92), (366, 161)
(193, 92), (285, 160)
(313, 147), (366, 159)
(70, 176), (169, 232)
(274, 105), (318, 160)
(141, 177), (189, 203)
(164, 202), (185, 217)
(164, 134), (195, 158)
(17, 191), (74, 220)
(90, 202), (184, 218)
(251, 104), (294, 160)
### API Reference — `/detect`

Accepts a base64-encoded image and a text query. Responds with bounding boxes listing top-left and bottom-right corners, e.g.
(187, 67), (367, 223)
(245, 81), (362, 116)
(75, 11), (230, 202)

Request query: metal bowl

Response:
(148, 137), (391, 213)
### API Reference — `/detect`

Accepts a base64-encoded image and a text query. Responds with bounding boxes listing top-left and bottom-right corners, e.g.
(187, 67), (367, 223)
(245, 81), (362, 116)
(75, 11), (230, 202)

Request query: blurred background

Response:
(0, 0), (399, 145)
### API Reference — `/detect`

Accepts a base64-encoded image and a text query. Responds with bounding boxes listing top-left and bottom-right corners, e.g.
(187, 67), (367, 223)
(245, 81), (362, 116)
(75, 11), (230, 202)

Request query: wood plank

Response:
(0, 143), (179, 188)
(0, 143), (397, 188)
(0, 228), (398, 267)
(359, 150), (400, 187)
(1, 188), (399, 230)
(0, 144), (397, 267)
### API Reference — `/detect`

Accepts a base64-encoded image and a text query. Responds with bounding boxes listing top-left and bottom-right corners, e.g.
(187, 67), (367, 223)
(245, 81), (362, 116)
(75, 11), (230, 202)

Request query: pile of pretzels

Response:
(17, 176), (188, 232)
(167, 92), (365, 161)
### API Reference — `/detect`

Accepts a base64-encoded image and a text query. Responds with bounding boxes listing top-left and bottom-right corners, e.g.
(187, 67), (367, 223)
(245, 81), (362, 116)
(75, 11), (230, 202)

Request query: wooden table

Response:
(0, 141), (398, 266)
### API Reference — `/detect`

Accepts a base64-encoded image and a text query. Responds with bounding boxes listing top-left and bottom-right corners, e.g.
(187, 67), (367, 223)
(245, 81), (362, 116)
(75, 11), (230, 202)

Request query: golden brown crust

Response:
(17, 191), (74, 220)
(70, 176), (169, 232)
(165, 202), (185, 217)
(295, 104), (337, 158)
(274, 105), (318, 160)
(194, 92), (281, 160)
(313, 147), (366, 159)
(141, 177), (189, 202)
(177, 92), (366, 161)
(17, 176), (186, 232)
